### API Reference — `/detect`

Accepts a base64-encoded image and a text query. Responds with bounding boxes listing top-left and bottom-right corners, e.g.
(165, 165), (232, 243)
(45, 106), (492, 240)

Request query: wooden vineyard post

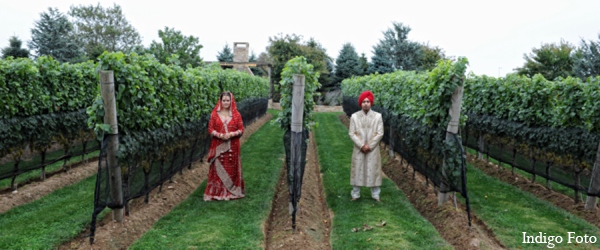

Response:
(439, 84), (465, 205)
(100, 70), (124, 222)
(585, 141), (600, 209)
(290, 74), (305, 230)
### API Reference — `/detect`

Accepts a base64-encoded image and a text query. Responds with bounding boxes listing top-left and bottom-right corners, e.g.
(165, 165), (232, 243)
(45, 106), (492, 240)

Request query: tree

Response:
(257, 51), (271, 64)
(368, 44), (394, 74)
(420, 43), (446, 71)
(302, 38), (332, 90)
(69, 3), (142, 60)
(326, 57), (335, 81)
(334, 43), (364, 85)
(515, 40), (575, 80)
(573, 34), (600, 79)
(267, 34), (303, 100)
(147, 27), (203, 68)
(216, 43), (234, 62)
(249, 51), (265, 76)
(267, 34), (332, 97)
(2, 36), (29, 59)
(28, 7), (84, 63)
(359, 53), (369, 75)
(376, 22), (422, 71)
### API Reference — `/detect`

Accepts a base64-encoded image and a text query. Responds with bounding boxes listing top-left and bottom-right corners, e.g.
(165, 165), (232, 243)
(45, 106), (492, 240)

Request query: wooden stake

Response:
(290, 74), (305, 230)
(439, 84), (464, 205)
(100, 70), (123, 222)
(585, 141), (600, 209)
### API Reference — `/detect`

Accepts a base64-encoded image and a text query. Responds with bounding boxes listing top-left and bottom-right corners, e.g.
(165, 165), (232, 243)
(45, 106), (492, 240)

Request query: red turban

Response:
(358, 90), (374, 106)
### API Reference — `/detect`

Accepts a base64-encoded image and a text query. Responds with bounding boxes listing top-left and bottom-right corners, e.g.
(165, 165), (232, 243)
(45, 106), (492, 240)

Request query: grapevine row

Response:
(89, 52), (270, 240)
(462, 73), (600, 200)
(341, 58), (469, 199)
(0, 56), (99, 185)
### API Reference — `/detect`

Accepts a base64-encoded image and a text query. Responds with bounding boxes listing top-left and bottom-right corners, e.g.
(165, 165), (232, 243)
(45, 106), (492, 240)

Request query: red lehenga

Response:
(204, 93), (245, 201)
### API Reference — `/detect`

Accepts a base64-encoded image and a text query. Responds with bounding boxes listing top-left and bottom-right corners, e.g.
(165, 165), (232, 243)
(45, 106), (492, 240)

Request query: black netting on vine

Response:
(238, 98), (269, 127)
(0, 109), (100, 187)
(462, 113), (600, 199)
(90, 134), (121, 242)
(344, 96), (471, 225)
(284, 129), (309, 202)
(283, 129), (309, 229)
(90, 97), (268, 243)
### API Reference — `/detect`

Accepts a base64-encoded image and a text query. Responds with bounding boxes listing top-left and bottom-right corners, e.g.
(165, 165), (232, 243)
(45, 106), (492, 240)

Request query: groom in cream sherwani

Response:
(348, 90), (384, 202)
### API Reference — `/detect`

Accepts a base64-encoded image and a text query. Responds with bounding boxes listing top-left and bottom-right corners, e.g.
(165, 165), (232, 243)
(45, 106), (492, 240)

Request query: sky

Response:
(1, 0), (599, 77)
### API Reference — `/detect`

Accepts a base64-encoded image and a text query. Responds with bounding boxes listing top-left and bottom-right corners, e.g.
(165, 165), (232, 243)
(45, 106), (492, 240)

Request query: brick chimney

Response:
(233, 42), (253, 75)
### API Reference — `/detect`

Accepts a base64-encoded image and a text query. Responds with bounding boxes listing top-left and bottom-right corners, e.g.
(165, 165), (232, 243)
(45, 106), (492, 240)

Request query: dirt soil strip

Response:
(467, 153), (600, 229)
(338, 114), (504, 250)
(264, 131), (332, 250)
(59, 113), (273, 250)
(0, 157), (99, 213)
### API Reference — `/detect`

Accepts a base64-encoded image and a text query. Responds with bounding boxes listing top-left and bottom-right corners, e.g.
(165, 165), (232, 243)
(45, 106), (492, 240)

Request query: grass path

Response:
(0, 174), (105, 249)
(465, 147), (599, 207)
(129, 110), (285, 249)
(463, 162), (600, 249)
(314, 112), (452, 249)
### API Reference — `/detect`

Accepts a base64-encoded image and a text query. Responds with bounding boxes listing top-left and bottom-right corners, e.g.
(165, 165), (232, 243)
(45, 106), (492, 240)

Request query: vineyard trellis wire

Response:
(343, 98), (470, 221)
(461, 74), (600, 204)
(88, 51), (270, 243)
(0, 56), (100, 188)
(91, 98), (268, 243)
(341, 57), (471, 226)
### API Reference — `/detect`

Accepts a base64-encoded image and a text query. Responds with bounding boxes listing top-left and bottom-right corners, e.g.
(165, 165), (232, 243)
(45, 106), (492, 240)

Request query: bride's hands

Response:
(218, 132), (237, 140)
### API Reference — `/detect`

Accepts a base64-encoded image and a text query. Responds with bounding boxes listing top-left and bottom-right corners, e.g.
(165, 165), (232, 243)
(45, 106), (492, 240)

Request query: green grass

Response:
(0, 149), (100, 190)
(314, 112), (452, 250)
(0, 174), (107, 249)
(129, 111), (285, 249)
(465, 147), (599, 205)
(461, 161), (600, 249)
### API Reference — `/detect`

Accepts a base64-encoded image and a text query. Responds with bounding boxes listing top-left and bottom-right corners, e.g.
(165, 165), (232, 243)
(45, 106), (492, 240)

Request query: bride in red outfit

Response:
(204, 91), (245, 201)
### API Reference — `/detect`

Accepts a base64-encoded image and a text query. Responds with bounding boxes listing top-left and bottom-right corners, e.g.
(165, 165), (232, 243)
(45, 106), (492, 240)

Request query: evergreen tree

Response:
(359, 53), (369, 75)
(573, 34), (600, 79)
(28, 7), (84, 63)
(376, 22), (422, 71)
(326, 57), (335, 86)
(2, 36), (29, 59)
(368, 44), (394, 74)
(217, 43), (234, 62)
(334, 43), (363, 85)
(327, 57), (335, 76)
